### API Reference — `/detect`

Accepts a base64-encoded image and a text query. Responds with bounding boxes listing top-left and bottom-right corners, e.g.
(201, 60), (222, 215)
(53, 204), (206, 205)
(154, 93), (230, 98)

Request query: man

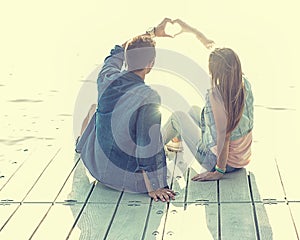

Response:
(76, 18), (176, 202)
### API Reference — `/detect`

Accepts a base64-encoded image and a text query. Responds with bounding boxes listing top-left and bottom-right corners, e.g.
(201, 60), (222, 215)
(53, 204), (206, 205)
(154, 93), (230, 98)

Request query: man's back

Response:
(96, 71), (161, 173)
(75, 44), (168, 193)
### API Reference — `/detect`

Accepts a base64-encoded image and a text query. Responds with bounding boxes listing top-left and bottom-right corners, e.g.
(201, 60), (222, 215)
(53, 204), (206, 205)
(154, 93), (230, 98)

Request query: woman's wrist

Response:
(194, 30), (206, 41)
(215, 165), (226, 174)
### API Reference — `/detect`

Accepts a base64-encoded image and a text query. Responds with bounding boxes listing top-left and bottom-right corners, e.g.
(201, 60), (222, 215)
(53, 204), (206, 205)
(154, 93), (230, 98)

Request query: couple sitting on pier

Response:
(76, 18), (254, 202)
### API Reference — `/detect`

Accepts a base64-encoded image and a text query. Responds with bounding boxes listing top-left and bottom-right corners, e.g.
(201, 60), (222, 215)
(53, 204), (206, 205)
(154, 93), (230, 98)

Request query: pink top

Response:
(210, 131), (252, 168)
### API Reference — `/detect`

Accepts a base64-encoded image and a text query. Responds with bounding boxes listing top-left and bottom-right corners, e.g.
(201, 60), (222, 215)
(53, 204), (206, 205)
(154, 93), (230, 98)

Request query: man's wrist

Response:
(146, 27), (156, 38)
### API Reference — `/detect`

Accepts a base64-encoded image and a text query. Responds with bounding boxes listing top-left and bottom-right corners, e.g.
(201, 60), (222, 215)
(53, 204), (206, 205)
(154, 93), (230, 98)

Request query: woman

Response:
(163, 19), (254, 181)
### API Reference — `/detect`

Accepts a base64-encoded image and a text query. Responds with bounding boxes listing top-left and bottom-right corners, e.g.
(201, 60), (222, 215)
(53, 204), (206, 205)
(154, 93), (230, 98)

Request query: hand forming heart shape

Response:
(164, 21), (183, 38)
(154, 18), (215, 49)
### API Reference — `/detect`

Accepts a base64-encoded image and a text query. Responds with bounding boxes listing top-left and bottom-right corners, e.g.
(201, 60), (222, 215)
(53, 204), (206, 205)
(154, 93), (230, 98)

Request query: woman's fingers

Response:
(191, 172), (209, 181)
(173, 30), (183, 38)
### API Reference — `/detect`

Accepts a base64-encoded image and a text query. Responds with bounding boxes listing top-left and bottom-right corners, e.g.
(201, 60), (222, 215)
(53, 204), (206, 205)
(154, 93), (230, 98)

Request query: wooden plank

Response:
(272, 110), (300, 201)
(142, 201), (167, 240)
(219, 168), (251, 202)
(220, 203), (257, 239)
(0, 203), (51, 240)
(274, 157), (300, 201)
(0, 144), (61, 231)
(0, 143), (61, 202)
(87, 181), (123, 204)
(105, 203), (150, 239)
(105, 192), (150, 240)
(163, 203), (218, 240)
(165, 151), (177, 187)
(30, 162), (108, 239)
(55, 159), (95, 203)
(24, 146), (80, 202)
(255, 202), (298, 239)
(67, 203), (119, 240)
(169, 153), (188, 203)
(119, 191), (150, 204)
(0, 203), (20, 231)
(248, 142), (286, 202)
(66, 182), (123, 239)
(31, 203), (84, 240)
(289, 203), (300, 238)
(248, 168), (285, 203)
(187, 162), (217, 203)
(0, 143), (34, 190)
(0, 143), (87, 238)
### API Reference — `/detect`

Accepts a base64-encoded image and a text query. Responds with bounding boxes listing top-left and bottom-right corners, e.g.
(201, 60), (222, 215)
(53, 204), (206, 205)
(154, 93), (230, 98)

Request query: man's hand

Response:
(154, 18), (174, 38)
(148, 188), (176, 202)
(191, 171), (223, 181)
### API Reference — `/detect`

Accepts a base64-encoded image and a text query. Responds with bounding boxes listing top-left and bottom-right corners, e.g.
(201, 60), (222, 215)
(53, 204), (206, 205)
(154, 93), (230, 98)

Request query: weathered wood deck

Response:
(0, 135), (299, 239)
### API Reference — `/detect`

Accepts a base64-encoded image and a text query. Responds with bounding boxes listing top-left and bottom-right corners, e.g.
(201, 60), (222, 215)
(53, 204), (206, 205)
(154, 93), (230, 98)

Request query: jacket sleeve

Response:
(98, 45), (125, 82)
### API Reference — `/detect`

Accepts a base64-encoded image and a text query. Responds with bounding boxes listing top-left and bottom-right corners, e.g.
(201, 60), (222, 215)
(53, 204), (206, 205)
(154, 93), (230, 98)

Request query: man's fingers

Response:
(167, 189), (176, 195)
(162, 193), (170, 202)
(150, 188), (177, 202)
(163, 18), (173, 24)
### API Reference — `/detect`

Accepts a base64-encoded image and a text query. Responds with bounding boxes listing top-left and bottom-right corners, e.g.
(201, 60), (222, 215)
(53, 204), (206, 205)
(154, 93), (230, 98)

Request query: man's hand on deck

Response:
(192, 171), (223, 181)
(148, 188), (176, 202)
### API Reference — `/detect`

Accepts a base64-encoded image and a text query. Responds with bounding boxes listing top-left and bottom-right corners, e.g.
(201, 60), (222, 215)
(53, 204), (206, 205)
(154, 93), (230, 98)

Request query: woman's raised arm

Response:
(172, 19), (215, 49)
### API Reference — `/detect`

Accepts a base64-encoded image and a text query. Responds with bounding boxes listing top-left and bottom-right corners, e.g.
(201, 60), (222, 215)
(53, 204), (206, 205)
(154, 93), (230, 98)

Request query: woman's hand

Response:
(191, 171), (224, 181)
(172, 18), (215, 49)
(148, 188), (176, 202)
(198, 37), (215, 49)
(155, 18), (174, 38)
(172, 19), (192, 35)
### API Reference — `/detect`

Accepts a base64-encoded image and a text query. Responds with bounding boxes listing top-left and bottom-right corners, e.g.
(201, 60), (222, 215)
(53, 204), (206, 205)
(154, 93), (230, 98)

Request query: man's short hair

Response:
(125, 36), (156, 72)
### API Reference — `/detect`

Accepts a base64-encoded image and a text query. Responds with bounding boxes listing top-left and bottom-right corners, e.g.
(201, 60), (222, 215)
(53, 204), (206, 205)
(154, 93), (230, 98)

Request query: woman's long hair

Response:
(209, 48), (245, 134)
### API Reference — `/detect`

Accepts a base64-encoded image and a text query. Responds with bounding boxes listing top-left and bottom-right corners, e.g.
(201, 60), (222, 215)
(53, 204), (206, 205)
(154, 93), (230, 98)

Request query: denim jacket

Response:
(199, 77), (254, 152)
(92, 45), (167, 192)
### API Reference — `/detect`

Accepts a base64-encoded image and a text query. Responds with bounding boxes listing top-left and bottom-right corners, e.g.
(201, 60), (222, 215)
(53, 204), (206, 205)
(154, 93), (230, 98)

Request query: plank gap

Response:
(217, 180), (221, 240)
(141, 200), (153, 240)
(20, 148), (62, 203)
(160, 152), (178, 238)
(51, 157), (81, 203)
(0, 203), (21, 231)
(66, 181), (97, 239)
(183, 168), (190, 210)
(103, 191), (124, 240)
(287, 202), (300, 240)
(248, 172), (261, 240)
(274, 158), (288, 202)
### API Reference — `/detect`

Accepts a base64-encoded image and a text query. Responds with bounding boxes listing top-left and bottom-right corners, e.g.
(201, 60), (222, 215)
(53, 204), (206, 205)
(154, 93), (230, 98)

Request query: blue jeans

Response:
(161, 106), (238, 172)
